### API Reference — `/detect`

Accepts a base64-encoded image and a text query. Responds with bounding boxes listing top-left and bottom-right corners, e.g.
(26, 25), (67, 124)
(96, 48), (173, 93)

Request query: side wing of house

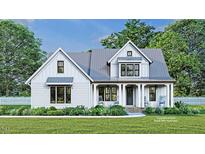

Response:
(27, 49), (92, 108)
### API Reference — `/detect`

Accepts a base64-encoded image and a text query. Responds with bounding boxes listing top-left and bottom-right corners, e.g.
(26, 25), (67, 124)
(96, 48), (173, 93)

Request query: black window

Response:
(127, 64), (134, 76)
(111, 87), (117, 101)
(121, 64), (126, 76)
(57, 61), (64, 73)
(134, 64), (139, 76)
(127, 51), (132, 56)
(98, 86), (117, 101)
(50, 86), (71, 104)
(57, 87), (64, 103)
(121, 63), (140, 77)
(50, 87), (56, 103)
(66, 87), (71, 103)
(149, 86), (156, 101)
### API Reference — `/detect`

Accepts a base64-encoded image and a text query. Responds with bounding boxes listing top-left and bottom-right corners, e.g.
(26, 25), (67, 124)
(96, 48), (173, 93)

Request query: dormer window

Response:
(57, 61), (64, 73)
(127, 51), (132, 56)
(120, 63), (140, 77)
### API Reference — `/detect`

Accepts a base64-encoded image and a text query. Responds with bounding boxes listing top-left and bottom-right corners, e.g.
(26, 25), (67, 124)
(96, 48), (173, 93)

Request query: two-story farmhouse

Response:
(26, 40), (174, 109)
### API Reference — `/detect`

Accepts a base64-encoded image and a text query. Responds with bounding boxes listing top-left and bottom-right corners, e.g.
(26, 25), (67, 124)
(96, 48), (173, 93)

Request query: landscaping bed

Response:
(144, 101), (203, 115)
(0, 105), (127, 116)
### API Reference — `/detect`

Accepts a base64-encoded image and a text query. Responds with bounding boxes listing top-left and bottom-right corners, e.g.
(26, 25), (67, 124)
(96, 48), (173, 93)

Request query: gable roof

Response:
(66, 48), (173, 81)
(107, 40), (153, 63)
(25, 48), (93, 84)
(27, 46), (173, 84)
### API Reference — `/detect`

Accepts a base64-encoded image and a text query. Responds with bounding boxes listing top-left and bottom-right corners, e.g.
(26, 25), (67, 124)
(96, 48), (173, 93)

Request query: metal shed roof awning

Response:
(46, 77), (73, 85)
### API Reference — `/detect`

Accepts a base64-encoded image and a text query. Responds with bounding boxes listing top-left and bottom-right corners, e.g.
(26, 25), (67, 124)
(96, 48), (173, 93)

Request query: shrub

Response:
(0, 106), (6, 115)
(47, 110), (65, 116)
(155, 107), (164, 115)
(48, 106), (57, 111)
(179, 105), (190, 114)
(192, 108), (200, 114)
(69, 105), (86, 115)
(86, 108), (96, 116)
(164, 107), (181, 114)
(31, 107), (47, 115)
(9, 109), (18, 115)
(109, 105), (127, 116)
(63, 107), (75, 115)
(15, 106), (28, 115)
(144, 107), (154, 114)
(175, 101), (186, 108)
(87, 106), (108, 116)
(22, 109), (32, 115)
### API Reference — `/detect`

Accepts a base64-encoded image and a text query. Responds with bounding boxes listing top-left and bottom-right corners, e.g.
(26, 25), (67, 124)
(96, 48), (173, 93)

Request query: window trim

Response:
(149, 86), (156, 102)
(50, 86), (71, 104)
(120, 63), (140, 77)
(57, 61), (64, 73)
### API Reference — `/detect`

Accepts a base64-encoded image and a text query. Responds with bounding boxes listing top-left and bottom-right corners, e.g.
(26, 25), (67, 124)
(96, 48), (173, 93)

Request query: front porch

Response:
(92, 83), (174, 108)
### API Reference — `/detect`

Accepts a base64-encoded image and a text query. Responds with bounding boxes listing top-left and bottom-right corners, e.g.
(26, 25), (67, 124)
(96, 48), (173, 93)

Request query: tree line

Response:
(0, 19), (204, 96)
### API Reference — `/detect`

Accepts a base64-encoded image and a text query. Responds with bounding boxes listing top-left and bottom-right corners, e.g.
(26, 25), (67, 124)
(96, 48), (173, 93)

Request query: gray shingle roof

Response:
(48, 48), (173, 82)
(46, 77), (73, 84)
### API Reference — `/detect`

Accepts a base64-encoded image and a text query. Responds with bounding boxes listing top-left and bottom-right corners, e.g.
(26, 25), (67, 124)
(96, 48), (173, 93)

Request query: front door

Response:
(126, 87), (133, 106)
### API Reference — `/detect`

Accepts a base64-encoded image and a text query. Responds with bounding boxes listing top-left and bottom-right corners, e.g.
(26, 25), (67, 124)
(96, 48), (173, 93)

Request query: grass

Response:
(0, 115), (205, 134)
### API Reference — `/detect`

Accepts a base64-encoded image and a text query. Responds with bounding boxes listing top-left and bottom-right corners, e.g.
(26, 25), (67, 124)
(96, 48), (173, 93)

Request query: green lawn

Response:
(0, 115), (205, 134)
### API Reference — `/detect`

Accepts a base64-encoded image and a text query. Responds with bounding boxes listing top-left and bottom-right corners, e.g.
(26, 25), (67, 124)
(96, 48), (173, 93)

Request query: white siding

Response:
(31, 51), (91, 108)
(110, 43), (149, 78)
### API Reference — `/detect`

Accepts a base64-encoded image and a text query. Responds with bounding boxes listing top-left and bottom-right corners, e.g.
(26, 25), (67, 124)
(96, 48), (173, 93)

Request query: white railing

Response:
(0, 97), (204, 106)
(0, 97), (31, 105)
(174, 97), (205, 105)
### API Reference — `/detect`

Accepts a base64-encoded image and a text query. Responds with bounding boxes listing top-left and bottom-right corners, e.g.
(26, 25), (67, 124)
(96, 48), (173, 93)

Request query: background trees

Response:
(0, 20), (46, 96)
(166, 20), (205, 96)
(148, 31), (202, 96)
(101, 19), (156, 48)
(101, 19), (205, 96)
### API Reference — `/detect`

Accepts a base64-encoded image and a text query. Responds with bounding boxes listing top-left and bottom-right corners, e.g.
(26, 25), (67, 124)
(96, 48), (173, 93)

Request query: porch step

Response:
(126, 107), (144, 113)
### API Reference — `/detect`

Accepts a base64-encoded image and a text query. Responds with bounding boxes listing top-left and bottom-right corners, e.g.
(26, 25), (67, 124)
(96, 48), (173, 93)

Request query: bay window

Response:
(50, 86), (71, 104)
(99, 86), (117, 101)
(120, 63), (140, 77)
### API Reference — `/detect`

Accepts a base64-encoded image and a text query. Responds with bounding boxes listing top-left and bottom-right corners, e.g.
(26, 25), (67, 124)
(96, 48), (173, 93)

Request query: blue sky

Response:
(15, 19), (174, 52)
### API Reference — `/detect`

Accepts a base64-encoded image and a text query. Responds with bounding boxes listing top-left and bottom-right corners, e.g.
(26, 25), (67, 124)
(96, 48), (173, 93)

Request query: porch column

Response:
(141, 84), (145, 108)
(136, 84), (141, 107)
(118, 84), (122, 105)
(93, 84), (97, 107)
(122, 84), (126, 107)
(166, 84), (170, 107)
(170, 83), (174, 107)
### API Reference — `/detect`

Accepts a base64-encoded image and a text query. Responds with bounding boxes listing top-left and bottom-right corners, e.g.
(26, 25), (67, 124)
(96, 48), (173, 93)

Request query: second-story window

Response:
(120, 63), (140, 77)
(57, 61), (64, 73)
